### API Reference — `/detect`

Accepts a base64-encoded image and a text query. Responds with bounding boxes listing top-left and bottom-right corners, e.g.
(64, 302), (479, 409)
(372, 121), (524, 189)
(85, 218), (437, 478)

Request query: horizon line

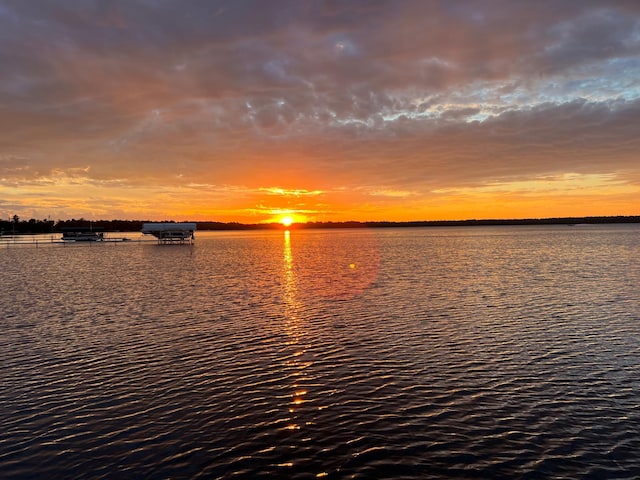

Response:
(4, 214), (639, 232)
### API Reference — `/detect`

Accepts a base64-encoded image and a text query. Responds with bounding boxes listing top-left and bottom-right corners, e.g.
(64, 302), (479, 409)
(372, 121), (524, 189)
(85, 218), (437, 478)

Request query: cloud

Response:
(1, 1), (639, 220)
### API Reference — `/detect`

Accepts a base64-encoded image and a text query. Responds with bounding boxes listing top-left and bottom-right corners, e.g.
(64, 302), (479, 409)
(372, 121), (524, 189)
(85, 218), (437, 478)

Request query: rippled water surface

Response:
(2, 225), (640, 479)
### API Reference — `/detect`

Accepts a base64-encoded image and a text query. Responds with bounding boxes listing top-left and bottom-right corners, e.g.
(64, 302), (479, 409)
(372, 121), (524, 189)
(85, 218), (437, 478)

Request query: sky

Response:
(1, 0), (640, 224)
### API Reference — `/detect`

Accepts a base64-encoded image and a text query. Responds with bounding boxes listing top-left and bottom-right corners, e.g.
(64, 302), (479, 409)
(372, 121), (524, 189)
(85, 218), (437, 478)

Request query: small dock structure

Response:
(61, 226), (104, 242)
(141, 223), (196, 244)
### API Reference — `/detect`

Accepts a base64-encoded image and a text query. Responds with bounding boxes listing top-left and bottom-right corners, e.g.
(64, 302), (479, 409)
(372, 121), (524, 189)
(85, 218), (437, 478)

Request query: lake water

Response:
(1, 225), (639, 479)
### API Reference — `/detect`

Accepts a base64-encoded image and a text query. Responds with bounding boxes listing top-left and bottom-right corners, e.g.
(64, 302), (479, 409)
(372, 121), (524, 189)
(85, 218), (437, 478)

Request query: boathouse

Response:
(141, 223), (196, 244)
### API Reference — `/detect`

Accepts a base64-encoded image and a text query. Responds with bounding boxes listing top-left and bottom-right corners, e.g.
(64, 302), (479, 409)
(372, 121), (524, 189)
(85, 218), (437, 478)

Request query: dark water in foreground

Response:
(1, 225), (639, 479)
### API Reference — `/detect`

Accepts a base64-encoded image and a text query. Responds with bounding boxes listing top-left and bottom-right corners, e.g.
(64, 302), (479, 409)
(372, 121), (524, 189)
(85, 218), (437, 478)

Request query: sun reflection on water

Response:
(283, 230), (297, 316)
(281, 230), (310, 435)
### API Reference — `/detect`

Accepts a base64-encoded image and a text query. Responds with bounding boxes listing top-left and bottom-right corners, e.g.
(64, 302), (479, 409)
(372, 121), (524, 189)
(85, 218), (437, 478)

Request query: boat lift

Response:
(141, 223), (196, 244)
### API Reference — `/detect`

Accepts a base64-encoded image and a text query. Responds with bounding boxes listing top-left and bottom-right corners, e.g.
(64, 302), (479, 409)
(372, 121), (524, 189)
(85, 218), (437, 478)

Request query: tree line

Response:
(0, 217), (144, 235)
(0, 218), (287, 234)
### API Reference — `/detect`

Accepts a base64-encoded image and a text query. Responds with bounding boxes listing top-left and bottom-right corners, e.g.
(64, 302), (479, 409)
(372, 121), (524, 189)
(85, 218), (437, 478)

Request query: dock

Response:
(1, 223), (197, 248)
(0, 234), (141, 248)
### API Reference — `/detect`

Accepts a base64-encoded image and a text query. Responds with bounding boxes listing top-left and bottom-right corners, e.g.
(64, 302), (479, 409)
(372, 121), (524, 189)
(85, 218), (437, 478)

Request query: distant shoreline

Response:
(200, 215), (640, 230)
(297, 216), (640, 229)
(2, 215), (639, 235)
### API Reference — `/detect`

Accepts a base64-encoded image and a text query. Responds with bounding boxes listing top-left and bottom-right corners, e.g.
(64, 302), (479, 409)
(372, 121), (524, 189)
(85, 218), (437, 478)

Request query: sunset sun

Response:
(280, 216), (293, 227)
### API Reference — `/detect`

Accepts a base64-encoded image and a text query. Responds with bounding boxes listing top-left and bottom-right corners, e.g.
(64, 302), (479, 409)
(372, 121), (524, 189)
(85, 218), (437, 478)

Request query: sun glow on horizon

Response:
(271, 209), (309, 226)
